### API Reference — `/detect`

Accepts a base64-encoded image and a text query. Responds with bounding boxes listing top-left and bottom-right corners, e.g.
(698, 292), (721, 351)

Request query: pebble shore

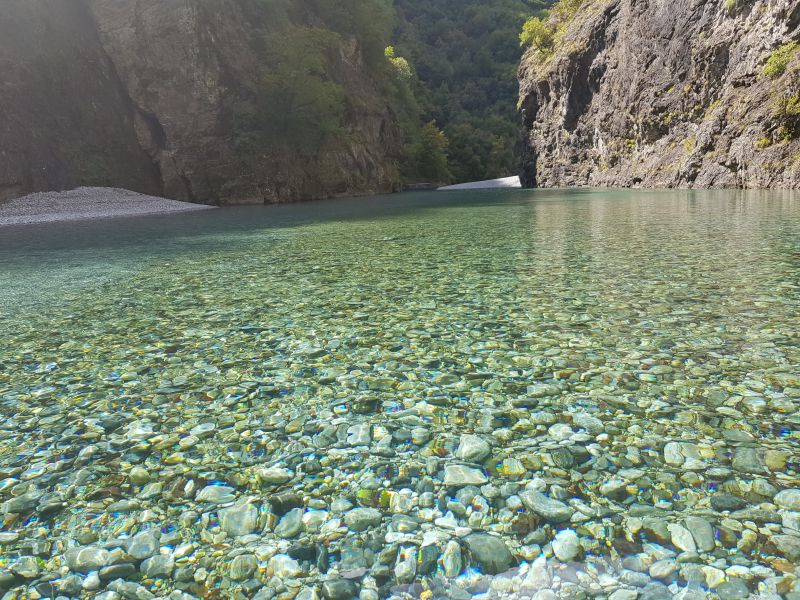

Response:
(0, 188), (213, 226)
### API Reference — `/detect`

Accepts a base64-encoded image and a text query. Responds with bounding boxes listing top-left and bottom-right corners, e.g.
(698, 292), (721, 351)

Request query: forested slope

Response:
(393, 0), (549, 183)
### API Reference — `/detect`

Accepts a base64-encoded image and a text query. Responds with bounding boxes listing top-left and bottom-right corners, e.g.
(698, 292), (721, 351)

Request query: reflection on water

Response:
(0, 189), (799, 599)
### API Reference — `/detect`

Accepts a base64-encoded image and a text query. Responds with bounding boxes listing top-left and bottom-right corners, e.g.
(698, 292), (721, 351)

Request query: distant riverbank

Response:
(0, 188), (214, 226)
(438, 176), (521, 190)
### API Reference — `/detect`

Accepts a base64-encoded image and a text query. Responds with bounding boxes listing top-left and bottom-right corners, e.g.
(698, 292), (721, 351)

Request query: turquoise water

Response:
(0, 189), (799, 599)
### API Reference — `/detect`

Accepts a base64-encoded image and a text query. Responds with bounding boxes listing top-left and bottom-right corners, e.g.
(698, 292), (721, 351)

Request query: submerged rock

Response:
(464, 534), (515, 574)
(520, 491), (573, 523)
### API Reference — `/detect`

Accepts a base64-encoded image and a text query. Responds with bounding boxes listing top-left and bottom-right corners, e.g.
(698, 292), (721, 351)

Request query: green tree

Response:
(404, 122), (451, 182)
(385, 46), (414, 80)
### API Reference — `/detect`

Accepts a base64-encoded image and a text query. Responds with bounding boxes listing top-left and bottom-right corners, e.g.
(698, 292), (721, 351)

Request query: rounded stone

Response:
(65, 547), (110, 573)
(128, 467), (150, 486)
(275, 507), (305, 538)
(220, 503), (259, 537)
(552, 529), (581, 562)
(127, 529), (160, 561)
(141, 554), (174, 579)
(667, 523), (696, 552)
(519, 490), (573, 523)
(463, 533), (515, 575)
(443, 464), (488, 487)
(230, 554), (258, 581)
(195, 485), (236, 505)
(267, 554), (302, 578)
(775, 489), (800, 511)
(344, 508), (382, 532)
(455, 435), (491, 462)
(10, 556), (40, 579)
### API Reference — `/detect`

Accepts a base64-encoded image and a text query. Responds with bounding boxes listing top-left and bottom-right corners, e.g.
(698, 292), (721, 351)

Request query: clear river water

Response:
(0, 189), (799, 599)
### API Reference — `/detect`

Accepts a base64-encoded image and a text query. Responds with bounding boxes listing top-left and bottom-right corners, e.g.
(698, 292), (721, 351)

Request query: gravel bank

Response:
(0, 188), (214, 226)
(438, 176), (521, 190)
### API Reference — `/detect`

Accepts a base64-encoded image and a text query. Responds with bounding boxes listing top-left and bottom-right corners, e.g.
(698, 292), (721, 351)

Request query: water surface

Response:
(0, 189), (798, 598)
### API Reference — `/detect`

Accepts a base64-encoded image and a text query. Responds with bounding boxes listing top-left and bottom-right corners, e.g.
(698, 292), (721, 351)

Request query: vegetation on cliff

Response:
(764, 42), (800, 144)
(520, 0), (583, 55)
(233, 0), (555, 188)
(229, 0), (457, 189)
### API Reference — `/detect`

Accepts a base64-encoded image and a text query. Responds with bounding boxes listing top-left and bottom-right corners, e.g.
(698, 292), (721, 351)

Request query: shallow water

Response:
(0, 189), (799, 599)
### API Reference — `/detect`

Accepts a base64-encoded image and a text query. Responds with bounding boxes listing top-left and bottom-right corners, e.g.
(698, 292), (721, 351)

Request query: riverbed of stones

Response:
(1, 198), (799, 599)
(1, 353), (798, 600)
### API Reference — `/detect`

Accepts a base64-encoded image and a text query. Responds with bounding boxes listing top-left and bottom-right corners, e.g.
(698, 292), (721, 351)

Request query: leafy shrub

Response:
(520, 17), (554, 52)
(755, 137), (772, 150)
(763, 42), (798, 79)
(385, 46), (414, 80)
(520, 0), (585, 54)
(773, 93), (800, 139)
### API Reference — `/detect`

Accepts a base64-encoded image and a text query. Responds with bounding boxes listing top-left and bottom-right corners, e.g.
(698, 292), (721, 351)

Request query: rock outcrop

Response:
(0, 1), (162, 203)
(0, 0), (402, 204)
(519, 0), (800, 188)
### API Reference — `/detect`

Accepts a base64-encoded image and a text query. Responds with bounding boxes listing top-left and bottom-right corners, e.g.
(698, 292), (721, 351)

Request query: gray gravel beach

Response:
(438, 176), (521, 191)
(0, 188), (214, 226)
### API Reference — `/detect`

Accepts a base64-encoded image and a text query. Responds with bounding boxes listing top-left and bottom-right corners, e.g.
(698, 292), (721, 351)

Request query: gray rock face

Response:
(518, 0), (800, 189)
(0, 0), (403, 204)
(0, 1), (162, 204)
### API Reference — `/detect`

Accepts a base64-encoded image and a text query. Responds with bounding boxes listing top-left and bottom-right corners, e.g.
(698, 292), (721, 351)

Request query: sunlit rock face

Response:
(0, 0), (401, 204)
(518, 0), (800, 189)
(0, 1), (162, 202)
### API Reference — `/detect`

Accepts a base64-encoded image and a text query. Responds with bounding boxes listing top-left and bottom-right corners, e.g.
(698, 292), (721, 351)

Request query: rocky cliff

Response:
(519, 0), (800, 188)
(0, 0), (402, 204)
(0, 1), (162, 202)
